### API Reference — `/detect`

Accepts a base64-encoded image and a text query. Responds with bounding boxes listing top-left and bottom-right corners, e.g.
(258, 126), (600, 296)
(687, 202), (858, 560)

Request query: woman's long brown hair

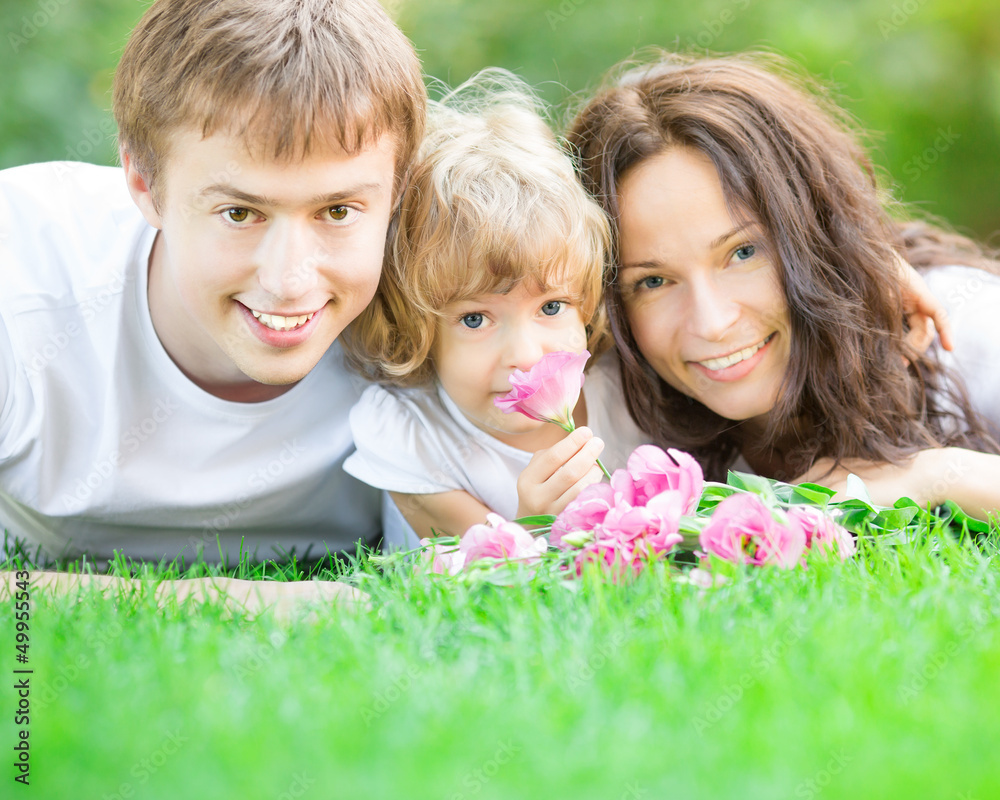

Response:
(567, 51), (999, 481)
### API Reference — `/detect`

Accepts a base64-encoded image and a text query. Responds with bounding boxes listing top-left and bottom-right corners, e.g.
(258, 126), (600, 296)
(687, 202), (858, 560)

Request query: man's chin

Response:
(225, 359), (321, 401)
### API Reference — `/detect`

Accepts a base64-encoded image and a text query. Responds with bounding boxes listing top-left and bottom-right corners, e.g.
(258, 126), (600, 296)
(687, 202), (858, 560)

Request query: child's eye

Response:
(733, 244), (756, 261)
(460, 313), (484, 329)
(636, 275), (665, 291)
(541, 300), (563, 316)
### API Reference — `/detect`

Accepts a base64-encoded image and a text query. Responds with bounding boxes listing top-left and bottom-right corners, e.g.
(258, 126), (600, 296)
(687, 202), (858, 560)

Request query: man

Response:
(0, 0), (425, 606)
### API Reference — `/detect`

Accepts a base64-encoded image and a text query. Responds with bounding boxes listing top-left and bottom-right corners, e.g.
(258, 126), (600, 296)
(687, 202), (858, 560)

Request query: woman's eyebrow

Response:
(620, 260), (661, 272)
(710, 222), (754, 250)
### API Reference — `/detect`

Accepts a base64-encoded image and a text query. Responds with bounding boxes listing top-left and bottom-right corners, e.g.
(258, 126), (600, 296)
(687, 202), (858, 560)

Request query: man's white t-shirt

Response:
(922, 265), (1000, 433)
(345, 350), (650, 542)
(0, 162), (380, 562)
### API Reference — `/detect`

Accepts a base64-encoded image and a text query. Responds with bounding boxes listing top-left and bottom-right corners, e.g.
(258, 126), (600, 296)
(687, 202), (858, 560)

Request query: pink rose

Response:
(699, 493), (806, 569)
(494, 350), (590, 429)
(574, 539), (641, 582)
(627, 445), (704, 513)
(551, 482), (616, 549)
(418, 538), (466, 575)
(609, 468), (638, 508)
(460, 514), (547, 565)
(787, 506), (856, 560)
(599, 490), (684, 555)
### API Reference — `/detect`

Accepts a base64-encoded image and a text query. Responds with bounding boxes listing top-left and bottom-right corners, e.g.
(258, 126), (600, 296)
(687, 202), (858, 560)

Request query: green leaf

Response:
(936, 500), (990, 535)
(845, 474), (874, 505)
(726, 470), (778, 503)
(513, 514), (557, 527)
(869, 506), (920, 531)
(786, 483), (837, 505)
(679, 515), (708, 537)
(696, 484), (739, 514)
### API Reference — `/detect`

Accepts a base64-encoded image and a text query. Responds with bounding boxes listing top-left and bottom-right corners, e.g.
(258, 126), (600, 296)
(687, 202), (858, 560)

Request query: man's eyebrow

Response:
(197, 182), (386, 206)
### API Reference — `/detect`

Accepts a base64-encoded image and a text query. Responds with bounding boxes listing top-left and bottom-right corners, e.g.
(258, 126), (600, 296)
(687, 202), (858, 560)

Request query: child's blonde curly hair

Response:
(343, 69), (611, 386)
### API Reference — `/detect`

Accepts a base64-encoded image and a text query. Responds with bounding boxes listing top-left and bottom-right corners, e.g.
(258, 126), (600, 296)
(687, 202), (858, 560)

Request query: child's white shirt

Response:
(345, 350), (649, 532)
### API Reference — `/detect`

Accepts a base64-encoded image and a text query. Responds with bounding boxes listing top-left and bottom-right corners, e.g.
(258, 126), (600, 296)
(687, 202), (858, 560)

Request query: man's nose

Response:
(254, 219), (322, 302)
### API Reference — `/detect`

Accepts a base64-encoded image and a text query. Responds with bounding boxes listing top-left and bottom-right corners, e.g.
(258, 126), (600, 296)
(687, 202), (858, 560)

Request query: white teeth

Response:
(251, 309), (315, 331)
(699, 335), (773, 371)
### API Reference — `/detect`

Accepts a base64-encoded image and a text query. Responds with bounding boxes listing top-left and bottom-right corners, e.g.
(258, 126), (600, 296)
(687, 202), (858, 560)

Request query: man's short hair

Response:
(113, 0), (425, 201)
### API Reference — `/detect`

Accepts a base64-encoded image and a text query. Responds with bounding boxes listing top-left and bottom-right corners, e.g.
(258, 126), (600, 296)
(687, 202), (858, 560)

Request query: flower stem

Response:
(596, 457), (612, 481)
(562, 421), (613, 481)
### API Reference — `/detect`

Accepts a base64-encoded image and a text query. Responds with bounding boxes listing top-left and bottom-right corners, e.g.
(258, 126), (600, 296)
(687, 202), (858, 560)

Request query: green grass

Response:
(3, 533), (1000, 799)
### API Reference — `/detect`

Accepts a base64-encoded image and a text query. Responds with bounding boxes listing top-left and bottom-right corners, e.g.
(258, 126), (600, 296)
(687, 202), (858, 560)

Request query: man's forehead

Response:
(160, 124), (397, 173)
(157, 126), (398, 194)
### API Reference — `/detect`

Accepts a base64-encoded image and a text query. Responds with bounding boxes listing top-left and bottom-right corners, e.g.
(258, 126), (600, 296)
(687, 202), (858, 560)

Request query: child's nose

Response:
(503, 326), (545, 372)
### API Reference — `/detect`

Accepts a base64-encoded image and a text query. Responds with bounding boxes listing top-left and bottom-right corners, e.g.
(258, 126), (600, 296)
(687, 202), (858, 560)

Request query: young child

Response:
(343, 72), (648, 540)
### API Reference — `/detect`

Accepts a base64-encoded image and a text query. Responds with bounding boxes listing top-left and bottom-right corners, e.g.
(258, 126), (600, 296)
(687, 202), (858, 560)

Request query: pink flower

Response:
(787, 506), (856, 560)
(460, 513), (547, 565)
(699, 493), (806, 569)
(574, 539), (641, 582)
(608, 468), (638, 507)
(494, 350), (590, 429)
(551, 482), (616, 549)
(418, 538), (466, 575)
(627, 445), (704, 513)
(599, 491), (684, 555)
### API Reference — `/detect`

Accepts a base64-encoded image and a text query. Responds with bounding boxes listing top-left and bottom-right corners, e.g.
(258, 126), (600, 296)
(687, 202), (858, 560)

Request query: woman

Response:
(567, 52), (1000, 518)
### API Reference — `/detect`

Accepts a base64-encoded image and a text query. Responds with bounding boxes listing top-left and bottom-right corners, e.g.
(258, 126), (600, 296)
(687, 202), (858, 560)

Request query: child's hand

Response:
(516, 426), (605, 519)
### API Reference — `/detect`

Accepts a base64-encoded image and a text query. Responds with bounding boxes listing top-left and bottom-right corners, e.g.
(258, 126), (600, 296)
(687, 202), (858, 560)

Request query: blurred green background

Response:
(1, 0), (998, 239)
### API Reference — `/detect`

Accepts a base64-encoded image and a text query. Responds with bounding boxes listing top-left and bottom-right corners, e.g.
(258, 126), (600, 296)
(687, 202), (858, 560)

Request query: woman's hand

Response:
(896, 253), (955, 353)
(795, 452), (940, 508)
(516, 426), (605, 519)
(797, 447), (999, 521)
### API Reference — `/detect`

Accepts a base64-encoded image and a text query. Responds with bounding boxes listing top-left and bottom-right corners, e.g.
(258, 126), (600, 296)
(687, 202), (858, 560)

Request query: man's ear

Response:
(121, 148), (164, 230)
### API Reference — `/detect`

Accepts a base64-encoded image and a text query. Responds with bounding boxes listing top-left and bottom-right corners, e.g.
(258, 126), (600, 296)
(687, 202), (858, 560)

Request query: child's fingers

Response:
(516, 430), (605, 518)
(552, 464), (606, 515)
(539, 435), (605, 498)
(525, 426), (598, 483)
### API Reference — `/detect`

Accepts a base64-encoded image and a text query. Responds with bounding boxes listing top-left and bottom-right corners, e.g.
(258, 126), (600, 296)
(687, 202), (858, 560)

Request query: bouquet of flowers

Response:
(392, 352), (985, 584)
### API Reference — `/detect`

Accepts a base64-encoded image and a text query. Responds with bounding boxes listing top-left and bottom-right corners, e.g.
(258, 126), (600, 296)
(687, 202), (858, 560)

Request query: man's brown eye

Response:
(227, 208), (249, 223)
(329, 206), (350, 221)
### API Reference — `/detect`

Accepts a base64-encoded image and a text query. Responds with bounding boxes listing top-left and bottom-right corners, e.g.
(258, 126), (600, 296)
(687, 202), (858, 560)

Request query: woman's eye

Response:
(328, 205), (352, 222)
(541, 300), (563, 316)
(226, 207), (250, 223)
(638, 275), (664, 290)
(734, 244), (756, 261)
(460, 313), (484, 329)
